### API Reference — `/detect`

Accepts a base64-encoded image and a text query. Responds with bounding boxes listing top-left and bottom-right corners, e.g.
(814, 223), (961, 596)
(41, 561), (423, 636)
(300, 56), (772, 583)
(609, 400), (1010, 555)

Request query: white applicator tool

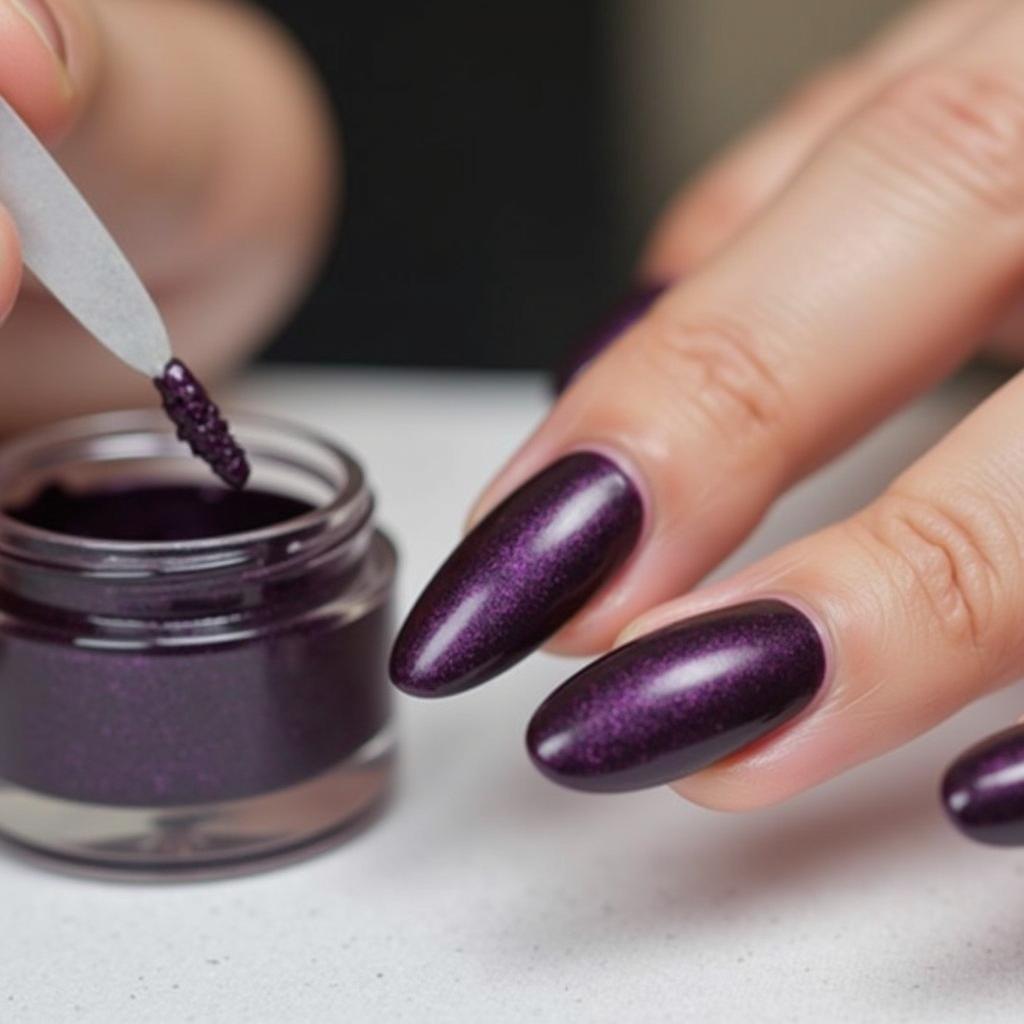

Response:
(0, 96), (171, 377)
(0, 97), (249, 488)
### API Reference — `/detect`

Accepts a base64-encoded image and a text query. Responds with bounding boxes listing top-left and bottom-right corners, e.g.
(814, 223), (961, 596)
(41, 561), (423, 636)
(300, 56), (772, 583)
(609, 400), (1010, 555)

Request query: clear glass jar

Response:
(0, 410), (396, 879)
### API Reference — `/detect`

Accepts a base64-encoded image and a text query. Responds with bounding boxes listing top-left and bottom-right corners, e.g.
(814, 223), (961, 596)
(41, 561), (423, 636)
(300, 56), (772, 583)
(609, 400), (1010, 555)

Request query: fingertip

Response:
(542, 609), (627, 657)
(0, 0), (98, 143)
(668, 775), (755, 812)
(666, 679), (833, 813)
(670, 765), (802, 813)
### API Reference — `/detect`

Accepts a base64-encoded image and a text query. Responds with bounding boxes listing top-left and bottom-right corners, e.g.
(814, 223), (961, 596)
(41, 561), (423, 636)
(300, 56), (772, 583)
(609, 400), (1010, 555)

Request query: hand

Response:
(0, 0), (335, 432)
(391, 0), (1024, 845)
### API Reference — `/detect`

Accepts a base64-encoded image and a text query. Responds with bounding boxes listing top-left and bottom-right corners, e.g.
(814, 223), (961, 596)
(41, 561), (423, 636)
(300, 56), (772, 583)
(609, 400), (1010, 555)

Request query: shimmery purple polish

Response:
(552, 283), (667, 394)
(527, 600), (826, 793)
(153, 359), (250, 489)
(942, 725), (1024, 846)
(390, 451), (643, 697)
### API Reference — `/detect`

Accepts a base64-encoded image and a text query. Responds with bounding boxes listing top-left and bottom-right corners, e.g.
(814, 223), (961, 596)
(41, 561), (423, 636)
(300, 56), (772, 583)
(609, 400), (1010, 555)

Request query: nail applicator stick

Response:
(0, 98), (249, 488)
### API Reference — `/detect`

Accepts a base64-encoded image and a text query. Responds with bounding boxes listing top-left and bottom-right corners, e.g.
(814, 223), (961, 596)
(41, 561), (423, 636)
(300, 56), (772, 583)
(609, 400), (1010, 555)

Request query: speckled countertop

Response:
(1, 366), (1022, 1024)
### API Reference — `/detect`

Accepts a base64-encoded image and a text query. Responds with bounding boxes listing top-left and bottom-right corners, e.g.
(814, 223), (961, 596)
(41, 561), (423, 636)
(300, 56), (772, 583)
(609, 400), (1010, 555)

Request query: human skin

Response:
(393, 0), (1024, 827)
(0, 0), (336, 433)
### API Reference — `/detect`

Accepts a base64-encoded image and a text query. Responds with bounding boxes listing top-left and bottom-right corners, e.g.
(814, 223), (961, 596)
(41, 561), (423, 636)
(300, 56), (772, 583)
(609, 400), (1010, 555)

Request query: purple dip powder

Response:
(11, 482), (308, 542)
(0, 412), (396, 877)
(153, 359), (250, 489)
(1, 483), (391, 807)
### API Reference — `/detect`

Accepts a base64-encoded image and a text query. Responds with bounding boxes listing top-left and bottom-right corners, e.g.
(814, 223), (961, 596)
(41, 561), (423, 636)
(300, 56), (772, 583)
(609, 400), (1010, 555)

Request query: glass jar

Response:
(0, 410), (396, 879)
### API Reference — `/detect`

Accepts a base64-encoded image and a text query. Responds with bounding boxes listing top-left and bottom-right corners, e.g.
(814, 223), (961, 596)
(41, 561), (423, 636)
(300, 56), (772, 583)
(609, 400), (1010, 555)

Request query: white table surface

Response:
(2, 365), (1023, 1024)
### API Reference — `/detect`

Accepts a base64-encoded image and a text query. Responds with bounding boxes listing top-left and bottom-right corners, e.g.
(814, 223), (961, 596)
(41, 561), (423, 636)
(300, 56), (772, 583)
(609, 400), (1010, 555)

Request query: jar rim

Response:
(0, 409), (372, 569)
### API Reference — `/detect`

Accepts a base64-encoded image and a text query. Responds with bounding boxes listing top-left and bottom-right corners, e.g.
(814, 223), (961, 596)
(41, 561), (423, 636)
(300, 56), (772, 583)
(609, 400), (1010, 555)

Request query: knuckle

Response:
(638, 314), (791, 453)
(856, 65), (1024, 215)
(854, 489), (1012, 652)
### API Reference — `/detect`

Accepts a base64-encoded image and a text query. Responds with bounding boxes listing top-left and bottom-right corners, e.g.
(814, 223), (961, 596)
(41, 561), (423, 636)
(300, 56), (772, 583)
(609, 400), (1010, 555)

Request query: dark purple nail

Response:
(153, 359), (250, 489)
(527, 600), (826, 793)
(942, 725), (1024, 846)
(552, 283), (667, 394)
(390, 451), (643, 697)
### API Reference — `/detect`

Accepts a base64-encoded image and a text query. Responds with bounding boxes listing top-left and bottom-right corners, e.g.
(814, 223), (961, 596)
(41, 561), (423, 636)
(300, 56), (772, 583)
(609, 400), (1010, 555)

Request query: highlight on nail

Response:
(527, 599), (826, 793)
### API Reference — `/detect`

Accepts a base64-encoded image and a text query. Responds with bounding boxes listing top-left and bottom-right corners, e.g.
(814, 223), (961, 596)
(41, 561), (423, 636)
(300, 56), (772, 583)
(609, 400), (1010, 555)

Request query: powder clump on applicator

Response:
(153, 359), (250, 489)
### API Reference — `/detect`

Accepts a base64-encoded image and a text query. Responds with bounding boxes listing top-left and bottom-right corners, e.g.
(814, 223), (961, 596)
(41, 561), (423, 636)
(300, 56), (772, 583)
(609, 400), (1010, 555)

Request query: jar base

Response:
(0, 730), (395, 882)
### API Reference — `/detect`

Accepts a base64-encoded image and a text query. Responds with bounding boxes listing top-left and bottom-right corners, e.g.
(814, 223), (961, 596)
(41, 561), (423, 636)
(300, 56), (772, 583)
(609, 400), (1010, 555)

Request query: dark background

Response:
(253, 2), (625, 371)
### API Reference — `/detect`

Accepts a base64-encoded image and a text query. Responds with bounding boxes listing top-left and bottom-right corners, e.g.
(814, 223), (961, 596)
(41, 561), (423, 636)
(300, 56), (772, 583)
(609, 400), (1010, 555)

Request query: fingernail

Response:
(552, 283), (668, 394)
(527, 600), (826, 793)
(942, 725), (1024, 847)
(11, 0), (66, 64)
(390, 451), (644, 697)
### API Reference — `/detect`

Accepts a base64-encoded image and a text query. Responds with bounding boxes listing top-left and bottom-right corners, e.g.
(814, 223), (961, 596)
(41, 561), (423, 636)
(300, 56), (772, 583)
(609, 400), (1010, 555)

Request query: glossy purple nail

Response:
(390, 451), (643, 697)
(942, 725), (1024, 846)
(552, 283), (667, 394)
(527, 600), (826, 793)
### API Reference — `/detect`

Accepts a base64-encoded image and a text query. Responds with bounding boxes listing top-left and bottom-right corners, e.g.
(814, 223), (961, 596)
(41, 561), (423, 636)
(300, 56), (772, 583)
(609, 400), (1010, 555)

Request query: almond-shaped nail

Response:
(527, 600), (826, 793)
(552, 283), (667, 394)
(942, 725), (1024, 846)
(390, 451), (643, 697)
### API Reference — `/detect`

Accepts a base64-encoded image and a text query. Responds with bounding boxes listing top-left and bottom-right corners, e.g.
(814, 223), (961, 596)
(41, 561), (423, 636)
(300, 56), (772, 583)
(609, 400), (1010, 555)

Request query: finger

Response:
(0, 0), (79, 139)
(432, 0), (1024, 682)
(2, 0), (218, 272)
(555, 0), (1005, 395)
(641, 0), (1002, 280)
(395, 2), (1024, 695)
(527, 361), (1024, 804)
(0, 0), (335, 432)
(393, 1), (1024, 698)
(556, 0), (1003, 395)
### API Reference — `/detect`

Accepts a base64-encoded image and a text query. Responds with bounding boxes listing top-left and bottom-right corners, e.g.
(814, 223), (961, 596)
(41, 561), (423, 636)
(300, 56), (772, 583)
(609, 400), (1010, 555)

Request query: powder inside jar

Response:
(8, 482), (311, 542)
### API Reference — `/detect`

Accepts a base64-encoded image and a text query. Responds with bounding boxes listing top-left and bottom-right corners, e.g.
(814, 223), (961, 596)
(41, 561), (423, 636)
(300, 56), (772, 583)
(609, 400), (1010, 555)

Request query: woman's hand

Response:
(391, 0), (1024, 842)
(0, 0), (335, 432)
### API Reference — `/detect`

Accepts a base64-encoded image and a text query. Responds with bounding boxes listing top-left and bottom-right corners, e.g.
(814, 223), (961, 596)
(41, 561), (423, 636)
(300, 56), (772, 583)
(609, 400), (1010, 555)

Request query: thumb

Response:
(0, 0), (336, 434)
(0, 0), (335, 289)
(0, 0), (98, 141)
(0, 0), (106, 329)
(0, 0), (90, 325)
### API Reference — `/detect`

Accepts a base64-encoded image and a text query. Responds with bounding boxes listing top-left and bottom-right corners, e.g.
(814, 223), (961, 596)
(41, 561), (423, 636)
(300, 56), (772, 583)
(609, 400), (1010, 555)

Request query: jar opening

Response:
(0, 409), (385, 625)
(6, 483), (316, 543)
(0, 410), (373, 575)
